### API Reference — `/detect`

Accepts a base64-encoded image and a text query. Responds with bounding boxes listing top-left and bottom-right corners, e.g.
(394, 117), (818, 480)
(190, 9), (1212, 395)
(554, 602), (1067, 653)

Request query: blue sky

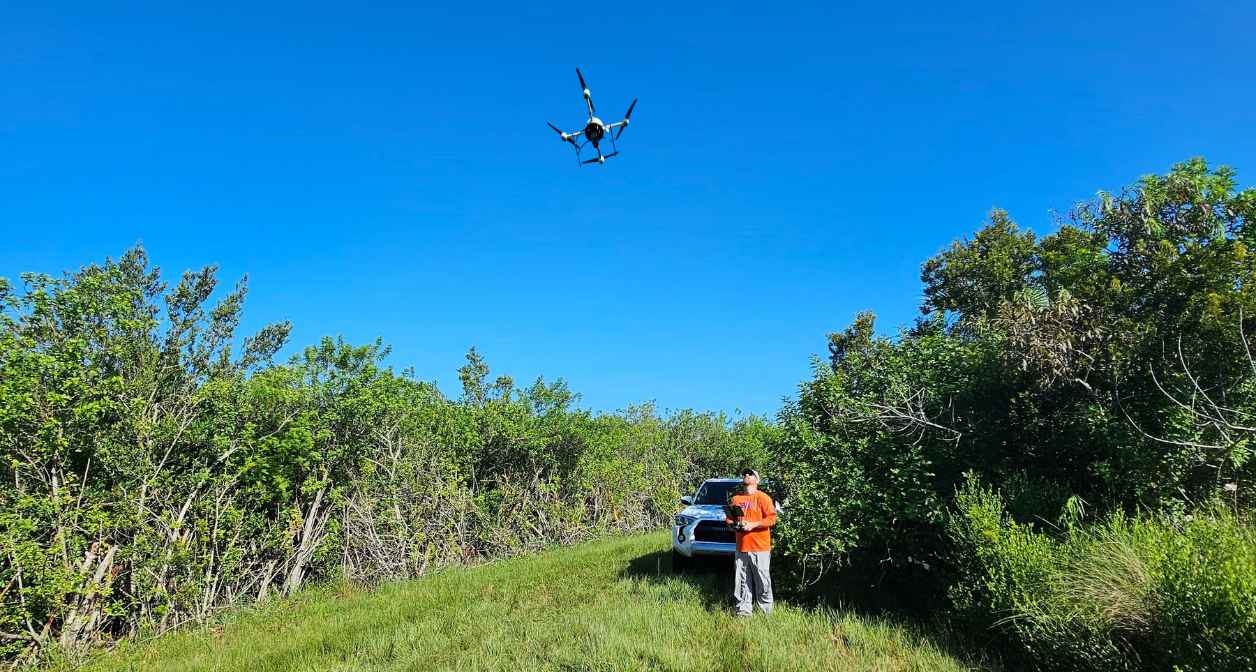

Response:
(4, 1), (1254, 416)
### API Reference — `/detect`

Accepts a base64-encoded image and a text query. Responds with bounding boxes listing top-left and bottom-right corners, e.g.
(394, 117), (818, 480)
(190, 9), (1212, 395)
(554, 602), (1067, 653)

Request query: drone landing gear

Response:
(574, 135), (619, 167)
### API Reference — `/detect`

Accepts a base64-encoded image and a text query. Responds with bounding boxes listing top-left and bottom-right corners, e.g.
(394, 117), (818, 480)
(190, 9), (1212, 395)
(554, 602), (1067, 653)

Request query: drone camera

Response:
(597, 156), (604, 164)
(583, 89), (590, 99)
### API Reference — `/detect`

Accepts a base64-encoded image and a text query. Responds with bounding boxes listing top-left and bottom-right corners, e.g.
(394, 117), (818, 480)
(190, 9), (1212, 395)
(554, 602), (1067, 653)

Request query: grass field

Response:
(73, 532), (979, 672)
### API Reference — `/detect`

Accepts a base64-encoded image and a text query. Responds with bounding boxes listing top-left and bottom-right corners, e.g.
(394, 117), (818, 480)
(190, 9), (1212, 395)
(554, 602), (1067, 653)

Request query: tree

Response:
(775, 158), (1256, 575)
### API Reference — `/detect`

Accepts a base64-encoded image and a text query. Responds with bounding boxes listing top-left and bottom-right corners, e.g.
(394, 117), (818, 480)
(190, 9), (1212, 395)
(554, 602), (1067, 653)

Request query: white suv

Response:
(670, 478), (743, 571)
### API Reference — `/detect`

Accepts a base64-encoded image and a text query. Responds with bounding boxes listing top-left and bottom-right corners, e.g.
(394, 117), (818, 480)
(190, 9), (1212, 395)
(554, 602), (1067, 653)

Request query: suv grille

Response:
(693, 520), (735, 544)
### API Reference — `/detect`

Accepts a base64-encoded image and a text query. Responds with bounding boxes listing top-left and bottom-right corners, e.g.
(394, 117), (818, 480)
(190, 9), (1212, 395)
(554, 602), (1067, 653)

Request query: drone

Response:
(548, 68), (636, 166)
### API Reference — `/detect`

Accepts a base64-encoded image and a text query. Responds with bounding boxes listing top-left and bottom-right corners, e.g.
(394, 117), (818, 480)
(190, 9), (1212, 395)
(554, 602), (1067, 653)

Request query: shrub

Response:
(1150, 508), (1256, 671)
(0, 248), (773, 664)
(947, 478), (1256, 671)
(773, 159), (1256, 577)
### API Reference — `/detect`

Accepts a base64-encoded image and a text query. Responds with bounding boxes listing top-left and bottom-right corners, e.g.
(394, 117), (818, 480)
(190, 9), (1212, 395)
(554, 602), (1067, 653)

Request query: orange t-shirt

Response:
(727, 490), (776, 552)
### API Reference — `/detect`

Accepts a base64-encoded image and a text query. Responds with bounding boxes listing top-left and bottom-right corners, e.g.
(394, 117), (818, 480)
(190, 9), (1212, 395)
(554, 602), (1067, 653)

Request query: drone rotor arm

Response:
(548, 124), (585, 146)
(614, 99), (636, 140)
(577, 68), (595, 117)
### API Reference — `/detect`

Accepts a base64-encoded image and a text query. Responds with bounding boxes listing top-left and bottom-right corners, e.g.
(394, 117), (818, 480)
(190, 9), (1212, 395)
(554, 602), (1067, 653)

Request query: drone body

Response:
(548, 69), (636, 166)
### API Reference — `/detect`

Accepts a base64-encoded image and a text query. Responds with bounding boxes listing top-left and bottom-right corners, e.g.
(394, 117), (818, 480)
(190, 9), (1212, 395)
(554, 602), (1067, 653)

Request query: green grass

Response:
(75, 532), (978, 672)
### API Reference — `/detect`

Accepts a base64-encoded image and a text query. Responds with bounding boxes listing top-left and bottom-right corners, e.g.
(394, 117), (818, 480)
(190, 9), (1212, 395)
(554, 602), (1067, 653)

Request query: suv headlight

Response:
(674, 514), (696, 527)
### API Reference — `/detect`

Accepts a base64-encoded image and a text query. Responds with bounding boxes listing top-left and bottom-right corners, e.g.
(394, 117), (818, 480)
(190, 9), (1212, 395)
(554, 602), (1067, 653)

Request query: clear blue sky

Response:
(4, 2), (1254, 416)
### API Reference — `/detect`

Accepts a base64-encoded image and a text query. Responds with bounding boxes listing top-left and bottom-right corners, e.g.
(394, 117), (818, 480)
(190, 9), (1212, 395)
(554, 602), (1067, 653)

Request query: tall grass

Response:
(69, 532), (977, 672)
(1059, 525), (1153, 639)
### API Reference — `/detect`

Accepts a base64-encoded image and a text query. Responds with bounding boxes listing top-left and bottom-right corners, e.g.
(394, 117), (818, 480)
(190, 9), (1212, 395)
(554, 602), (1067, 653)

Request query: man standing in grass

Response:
(727, 468), (776, 616)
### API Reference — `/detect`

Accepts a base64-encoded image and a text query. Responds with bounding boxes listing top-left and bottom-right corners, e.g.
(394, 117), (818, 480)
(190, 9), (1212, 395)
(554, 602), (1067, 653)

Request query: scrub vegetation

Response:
(772, 158), (1256, 671)
(0, 259), (770, 666)
(65, 532), (974, 672)
(6, 158), (1256, 670)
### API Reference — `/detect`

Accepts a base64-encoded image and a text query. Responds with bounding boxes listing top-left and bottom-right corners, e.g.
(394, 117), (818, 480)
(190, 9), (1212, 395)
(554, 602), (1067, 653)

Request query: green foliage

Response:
(771, 158), (1256, 664)
(773, 312), (991, 567)
(11, 157), (1256, 668)
(774, 158), (1256, 567)
(0, 247), (771, 665)
(1150, 507), (1256, 671)
(947, 477), (1131, 670)
(947, 481), (1256, 672)
(921, 209), (1039, 321)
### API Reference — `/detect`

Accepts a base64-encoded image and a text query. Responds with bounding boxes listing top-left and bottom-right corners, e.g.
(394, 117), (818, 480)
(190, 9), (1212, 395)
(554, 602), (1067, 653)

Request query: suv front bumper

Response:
(672, 520), (736, 558)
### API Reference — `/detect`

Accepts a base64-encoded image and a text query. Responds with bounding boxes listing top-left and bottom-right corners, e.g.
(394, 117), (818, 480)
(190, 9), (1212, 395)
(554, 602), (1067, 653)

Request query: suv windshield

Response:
(694, 481), (741, 505)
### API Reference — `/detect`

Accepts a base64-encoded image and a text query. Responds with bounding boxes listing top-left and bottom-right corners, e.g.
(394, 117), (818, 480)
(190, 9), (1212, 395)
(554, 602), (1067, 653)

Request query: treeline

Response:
(773, 158), (1256, 671)
(7, 158), (1256, 671)
(0, 253), (771, 664)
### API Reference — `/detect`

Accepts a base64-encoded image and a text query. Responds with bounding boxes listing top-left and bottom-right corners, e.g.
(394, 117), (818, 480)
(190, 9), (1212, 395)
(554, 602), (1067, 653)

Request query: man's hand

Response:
(740, 520), (760, 531)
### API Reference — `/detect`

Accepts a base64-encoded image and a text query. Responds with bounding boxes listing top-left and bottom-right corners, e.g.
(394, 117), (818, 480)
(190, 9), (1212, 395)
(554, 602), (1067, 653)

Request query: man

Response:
(726, 468), (775, 616)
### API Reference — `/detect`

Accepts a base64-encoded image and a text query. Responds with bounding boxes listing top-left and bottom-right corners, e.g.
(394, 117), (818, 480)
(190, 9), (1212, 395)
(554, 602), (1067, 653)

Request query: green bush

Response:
(1150, 508), (1256, 671)
(947, 477), (1256, 672)
(0, 248), (775, 665)
(773, 159), (1256, 577)
(947, 477), (1140, 670)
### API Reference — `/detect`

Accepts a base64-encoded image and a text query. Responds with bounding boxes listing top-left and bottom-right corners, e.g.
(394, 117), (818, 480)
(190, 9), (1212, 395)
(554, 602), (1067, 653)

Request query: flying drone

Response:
(548, 68), (636, 166)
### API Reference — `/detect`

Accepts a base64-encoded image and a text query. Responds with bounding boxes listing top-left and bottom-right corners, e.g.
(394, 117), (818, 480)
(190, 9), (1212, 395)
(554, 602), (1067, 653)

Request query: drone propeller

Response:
(615, 99), (637, 140)
(548, 122), (579, 146)
(582, 151), (619, 164)
(577, 68), (594, 113)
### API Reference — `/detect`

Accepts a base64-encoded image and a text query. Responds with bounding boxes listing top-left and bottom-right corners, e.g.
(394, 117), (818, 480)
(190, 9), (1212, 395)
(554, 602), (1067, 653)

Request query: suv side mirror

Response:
(680, 496), (693, 506)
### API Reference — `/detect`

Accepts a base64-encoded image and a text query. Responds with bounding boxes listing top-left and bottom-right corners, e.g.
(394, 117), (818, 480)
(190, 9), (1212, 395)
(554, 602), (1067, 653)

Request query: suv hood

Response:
(679, 504), (728, 520)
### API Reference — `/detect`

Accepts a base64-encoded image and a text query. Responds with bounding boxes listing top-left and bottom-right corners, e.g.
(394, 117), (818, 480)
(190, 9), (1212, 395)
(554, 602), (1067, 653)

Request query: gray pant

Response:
(733, 550), (773, 615)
